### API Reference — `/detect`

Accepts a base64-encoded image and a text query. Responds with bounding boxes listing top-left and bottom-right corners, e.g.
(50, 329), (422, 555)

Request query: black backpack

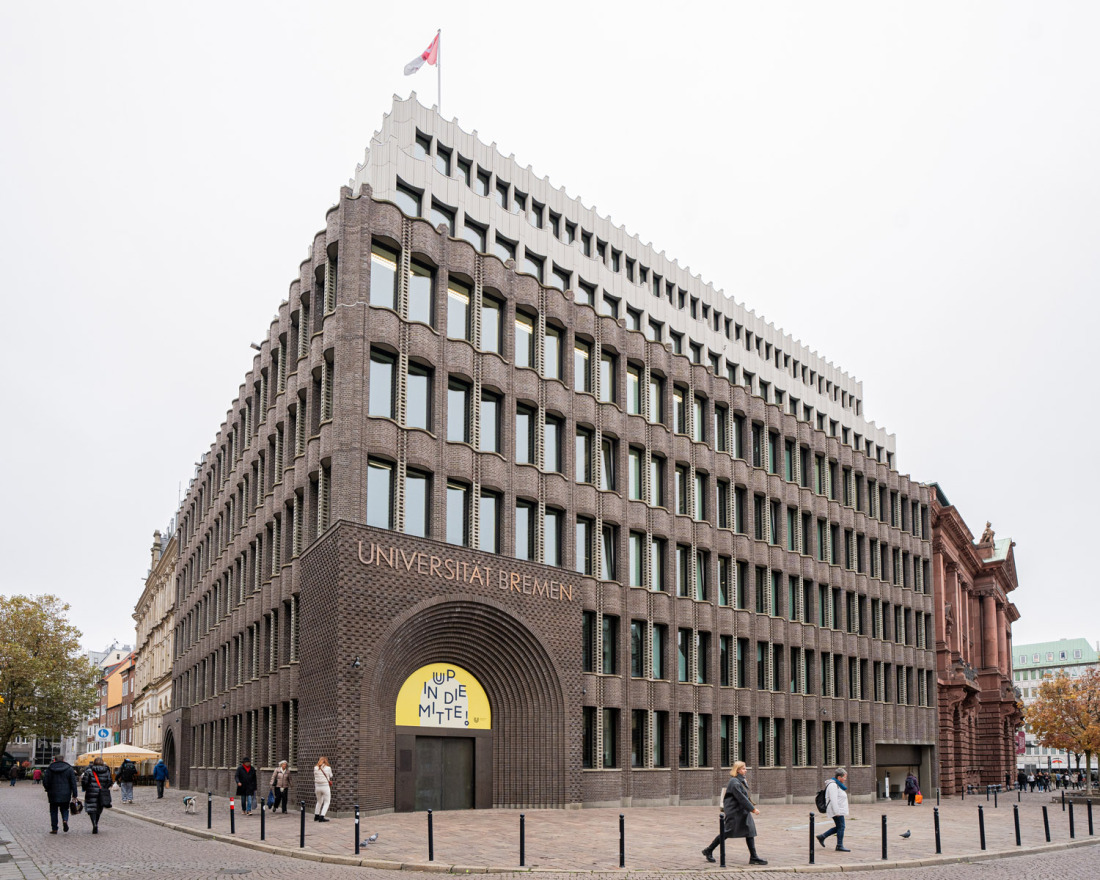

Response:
(119, 761), (136, 782)
(815, 783), (829, 813)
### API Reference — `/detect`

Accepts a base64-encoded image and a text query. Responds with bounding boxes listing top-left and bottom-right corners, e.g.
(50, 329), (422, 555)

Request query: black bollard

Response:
(881, 814), (888, 860)
(809, 813), (815, 865)
(354, 804), (360, 855)
(961, 787), (965, 802)
(994, 788), (998, 809)
(208, 791), (213, 830)
(978, 804), (986, 850)
(619, 813), (625, 868)
(937, 787), (940, 807)
(1062, 790), (1066, 812)
(260, 799), (265, 841)
(1088, 799), (1094, 836)
(428, 809), (434, 862)
(934, 806), (942, 854)
(986, 785), (990, 802)
(718, 812), (726, 867)
(1069, 802), (1075, 839)
(1042, 805), (1051, 842)
(300, 800), (306, 849)
(520, 813), (525, 867)
(1013, 803), (1021, 846)
(1018, 788), (1021, 803)
(230, 796), (235, 835)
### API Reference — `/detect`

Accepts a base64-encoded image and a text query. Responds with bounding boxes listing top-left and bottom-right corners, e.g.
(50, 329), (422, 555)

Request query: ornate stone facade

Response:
(931, 485), (1022, 794)
(133, 529), (177, 756)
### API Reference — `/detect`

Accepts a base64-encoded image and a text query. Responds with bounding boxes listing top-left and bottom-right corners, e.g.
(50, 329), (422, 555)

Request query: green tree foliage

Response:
(0, 595), (99, 759)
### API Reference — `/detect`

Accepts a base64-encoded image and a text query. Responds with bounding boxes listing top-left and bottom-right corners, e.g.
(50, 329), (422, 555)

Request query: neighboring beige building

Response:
(132, 527), (177, 753)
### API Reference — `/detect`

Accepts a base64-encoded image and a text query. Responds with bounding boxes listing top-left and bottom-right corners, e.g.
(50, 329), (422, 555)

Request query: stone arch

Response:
(162, 727), (176, 781)
(357, 595), (570, 811)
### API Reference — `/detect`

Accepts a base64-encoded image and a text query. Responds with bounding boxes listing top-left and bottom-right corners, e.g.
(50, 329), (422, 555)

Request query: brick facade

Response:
(169, 109), (939, 812)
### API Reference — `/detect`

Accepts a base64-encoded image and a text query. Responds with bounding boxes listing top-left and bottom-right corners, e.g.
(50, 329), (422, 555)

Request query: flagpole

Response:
(437, 28), (442, 115)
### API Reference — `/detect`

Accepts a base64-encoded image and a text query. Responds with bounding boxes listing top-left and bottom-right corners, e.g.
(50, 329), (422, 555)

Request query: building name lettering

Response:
(357, 541), (575, 602)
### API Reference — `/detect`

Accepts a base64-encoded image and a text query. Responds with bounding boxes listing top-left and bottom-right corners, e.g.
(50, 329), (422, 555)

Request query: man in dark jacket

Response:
(153, 760), (169, 798)
(42, 749), (79, 834)
(235, 758), (258, 815)
(116, 759), (138, 803)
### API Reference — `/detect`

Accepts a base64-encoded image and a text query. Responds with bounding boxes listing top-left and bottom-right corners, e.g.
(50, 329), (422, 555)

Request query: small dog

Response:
(183, 796), (197, 814)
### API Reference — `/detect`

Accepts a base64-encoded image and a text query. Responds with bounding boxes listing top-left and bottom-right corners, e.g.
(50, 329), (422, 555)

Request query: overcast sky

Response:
(1, 2), (1095, 653)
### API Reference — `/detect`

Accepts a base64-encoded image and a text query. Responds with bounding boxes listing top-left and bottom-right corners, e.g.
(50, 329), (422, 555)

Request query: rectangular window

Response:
(515, 404), (535, 465)
(445, 483), (469, 546)
(368, 350), (395, 419)
(543, 324), (561, 380)
(407, 261), (434, 325)
(447, 378), (470, 443)
(600, 438), (617, 491)
(479, 391), (500, 453)
(406, 363), (432, 431)
(628, 531), (645, 587)
(480, 294), (502, 353)
(630, 621), (646, 678)
(631, 709), (647, 768)
(447, 278), (471, 340)
(544, 415), (562, 473)
(576, 427), (593, 483)
(479, 490), (499, 553)
(601, 524), (617, 580)
(370, 243), (399, 310)
(574, 340), (592, 393)
(576, 516), (594, 575)
(626, 364), (642, 415)
(515, 500), (536, 560)
(651, 537), (666, 592)
(602, 615), (619, 675)
(366, 459), (393, 529)
(582, 706), (596, 769)
(599, 351), (616, 403)
(544, 507), (562, 566)
(404, 469), (430, 538)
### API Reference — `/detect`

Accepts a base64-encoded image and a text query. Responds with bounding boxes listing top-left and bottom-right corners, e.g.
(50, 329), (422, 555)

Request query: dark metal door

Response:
(413, 736), (474, 811)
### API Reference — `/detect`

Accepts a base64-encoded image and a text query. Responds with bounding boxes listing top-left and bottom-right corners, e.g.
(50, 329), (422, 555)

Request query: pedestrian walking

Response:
(904, 771), (919, 807)
(42, 749), (79, 834)
(701, 761), (768, 866)
(116, 758), (138, 803)
(1027, 772), (1035, 792)
(235, 758), (258, 815)
(816, 767), (851, 852)
(313, 756), (333, 822)
(152, 759), (169, 799)
(8, 764), (19, 786)
(270, 760), (291, 814)
(32, 767), (42, 785)
(80, 756), (113, 834)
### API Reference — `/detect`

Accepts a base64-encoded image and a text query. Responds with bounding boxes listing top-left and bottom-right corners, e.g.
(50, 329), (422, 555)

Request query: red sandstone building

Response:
(931, 484), (1022, 794)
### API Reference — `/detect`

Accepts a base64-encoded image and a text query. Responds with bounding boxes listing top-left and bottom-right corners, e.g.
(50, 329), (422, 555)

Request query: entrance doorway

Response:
(414, 737), (474, 811)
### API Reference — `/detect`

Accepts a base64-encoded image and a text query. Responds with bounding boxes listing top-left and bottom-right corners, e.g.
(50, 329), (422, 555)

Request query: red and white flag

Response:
(404, 33), (439, 76)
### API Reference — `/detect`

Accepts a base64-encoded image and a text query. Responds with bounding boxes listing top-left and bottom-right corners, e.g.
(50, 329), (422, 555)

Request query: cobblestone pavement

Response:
(1, 780), (1099, 878)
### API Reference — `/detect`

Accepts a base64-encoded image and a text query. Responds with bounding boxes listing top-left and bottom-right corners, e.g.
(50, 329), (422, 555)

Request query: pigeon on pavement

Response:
(363, 832), (379, 844)
(900, 830), (911, 838)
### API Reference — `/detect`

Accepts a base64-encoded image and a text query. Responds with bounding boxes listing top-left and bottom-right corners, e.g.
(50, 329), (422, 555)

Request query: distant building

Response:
(133, 526), (177, 757)
(59, 643), (132, 762)
(930, 485), (1022, 794)
(1014, 637), (1100, 773)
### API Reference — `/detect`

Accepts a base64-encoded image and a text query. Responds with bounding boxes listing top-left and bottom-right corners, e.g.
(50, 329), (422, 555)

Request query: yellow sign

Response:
(395, 663), (491, 730)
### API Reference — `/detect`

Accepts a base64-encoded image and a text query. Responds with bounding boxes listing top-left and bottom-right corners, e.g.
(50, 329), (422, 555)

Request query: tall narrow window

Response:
(447, 278), (471, 341)
(516, 404), (536, 465)
(447, 379), (470, 443)
(479, 490), (500, 553)
(370, 243), (398, 310)
(481, 294), (502, 353)
(368, 351), (395, 419)
(576, 516), (594, 575)
(480, 390), (500, 453)
(408, 261), (434, 325)
(543, 325), (561, 380)
(366, 459), (393, 529)
(576, 427), (593, 483)
(574, 340), (592, 393)
(404, 470), (430, 538)
(515, 313), (535, 369)
(445, 483), (469, 546)
(515, 500), (536, 560)
(406, 364), (433, 431)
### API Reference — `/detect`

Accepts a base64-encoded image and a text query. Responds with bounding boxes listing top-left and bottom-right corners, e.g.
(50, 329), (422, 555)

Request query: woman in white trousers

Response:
(313, 756), (333, 821)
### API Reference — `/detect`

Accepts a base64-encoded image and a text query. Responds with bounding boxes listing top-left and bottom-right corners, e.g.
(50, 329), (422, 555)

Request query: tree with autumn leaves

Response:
(0, 595), (100, 761)
(1025, 667), (1100, 791)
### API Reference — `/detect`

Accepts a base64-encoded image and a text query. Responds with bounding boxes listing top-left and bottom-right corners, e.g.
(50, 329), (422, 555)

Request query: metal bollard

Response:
(1013, 803), (1021, 846)
(1042, 805), (1051, 842)
(718, 812), (726, 867)
(1088, 799), (1094, 836)
(994, 788), (998, 809)
(809, 813), (815, 865)
(619, 813), (625, 868)
(207, 791), (212, 829)
(936, 787), (940, 807)
(1069, 802), (1075, 839)
(230, 796), (235, 835)
(1062, 790), (1066, 812)
(1018, 788), (1021, 803)
(520, 813), (525, 867)
(978, 804), (986, 850)
(934, 806), (942, 854)
(428, 809), (434, 862)
(300, 800), (306, 848)
(986, 785), (990, 802)
(260, 799), (265, 841)
(354, 804), (360, 855)
(881, 814), (888, 860)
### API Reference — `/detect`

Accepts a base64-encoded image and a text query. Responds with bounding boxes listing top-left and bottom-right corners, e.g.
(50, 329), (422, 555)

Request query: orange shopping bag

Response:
(915, 793), (923, 804)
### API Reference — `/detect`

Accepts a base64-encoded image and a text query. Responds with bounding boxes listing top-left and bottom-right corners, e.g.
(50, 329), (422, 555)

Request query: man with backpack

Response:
(815, 768), (851, 852)
(116, 759), (138, 804)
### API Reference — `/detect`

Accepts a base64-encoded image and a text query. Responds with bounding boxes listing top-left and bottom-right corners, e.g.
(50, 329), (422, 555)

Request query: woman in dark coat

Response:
(904, 771), (920, 806)
(80, 756), (113, 834)
(702, 761), (767, 866)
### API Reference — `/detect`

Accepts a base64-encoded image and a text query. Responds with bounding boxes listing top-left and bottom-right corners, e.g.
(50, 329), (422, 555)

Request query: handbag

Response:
(93, 770), (113, 808)
(267, 789), (275, 809)
(70, 798), (84, 814)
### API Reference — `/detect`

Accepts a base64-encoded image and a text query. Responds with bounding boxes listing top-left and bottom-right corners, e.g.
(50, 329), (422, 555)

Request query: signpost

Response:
(94, 727), (112, 746)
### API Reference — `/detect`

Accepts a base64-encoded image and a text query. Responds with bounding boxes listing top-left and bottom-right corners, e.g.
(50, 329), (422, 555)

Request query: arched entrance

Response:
(162, 728), (176, 778)
(360, 598), (569, 812)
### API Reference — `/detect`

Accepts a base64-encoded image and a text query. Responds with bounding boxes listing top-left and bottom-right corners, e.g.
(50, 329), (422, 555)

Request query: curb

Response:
(112, 805), (1100, 874)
